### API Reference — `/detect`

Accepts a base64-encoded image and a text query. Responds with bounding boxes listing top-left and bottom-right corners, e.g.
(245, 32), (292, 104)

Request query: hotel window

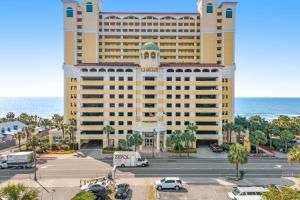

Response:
(86, 2), (93, 12)
(110, 94), (115, 99)
(166, 112), (172, 116)
(119, 86), (124, 90)
(207, 3), (213, 14)
(110, 121), (115, 125)
(167, 104), (172, 108)
(167, 77), (172, 81)
(176, 103), (181, 108)
(145, 95), (155, 99)
(119, 94), (124, 99)
(184, 104), (190, 108)
(167, 94), (172, 99)
(119, 103), (124, 107)
(119, 112), (124, 117)
(176, 77), (181, 81)
(167, 86), (172, 90)
(110, 103), (115, 108)
(109, 112), (115, 116)
(226, 8), (233, 18)
(176, 95), (181, 99)
(119, 121), (124, 126)
(128, 86), (133, 90)
(128, 94), (133, 99)
(66, 7), (73, 18)
(176, 86), (181, 90)
(167, 121), (172, 125)
(128, 121), (132, 125)
(184, 86), (190, 90)
(110, 77), (115, 81)
(128, 103), (133, 108)
(119, 77), (124, 81)
(184, 77), (190, 81)
(176, 121), (181, 126)
(110, 86), (115, 90)
(128, 77), (133, 81)
(128, 112), (133, 116)
(176, 112), (181, 117)
(185, 121), (190, 126)
(184, 95), (190, 99)
(184, 112), (190, 117)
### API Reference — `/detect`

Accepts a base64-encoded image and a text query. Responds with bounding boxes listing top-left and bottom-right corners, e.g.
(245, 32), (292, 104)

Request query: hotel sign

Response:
(139, 68), (159, 72)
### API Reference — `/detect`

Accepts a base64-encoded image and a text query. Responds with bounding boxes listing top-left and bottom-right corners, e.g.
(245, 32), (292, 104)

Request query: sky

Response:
(0, 0), (299, 97)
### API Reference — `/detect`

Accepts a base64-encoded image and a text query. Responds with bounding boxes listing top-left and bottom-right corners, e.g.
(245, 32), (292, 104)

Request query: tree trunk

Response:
(135, 145), (137, 152)
(107, 132), (110, 148)
(18, 136), (21, 151)
(256, 143), (259, 155)
(236, 162), (239, 179)
(269, 134), (272, 148)
(62, 129), (65, 138)
(187, 142), (190, 157)
(285, 142), (288, 153)
(178, 143), (181, 158)
(229, 130), (232, 143)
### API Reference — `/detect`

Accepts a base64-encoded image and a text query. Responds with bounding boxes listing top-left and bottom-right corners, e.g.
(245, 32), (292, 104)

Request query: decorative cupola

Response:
(140, 42), (160, 68)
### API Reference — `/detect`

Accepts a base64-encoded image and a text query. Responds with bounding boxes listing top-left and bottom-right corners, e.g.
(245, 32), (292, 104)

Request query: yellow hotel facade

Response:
(62, 0), (237, 150)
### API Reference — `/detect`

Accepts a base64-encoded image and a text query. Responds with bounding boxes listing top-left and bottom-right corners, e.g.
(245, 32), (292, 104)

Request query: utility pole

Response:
(33, 136), (37, 181)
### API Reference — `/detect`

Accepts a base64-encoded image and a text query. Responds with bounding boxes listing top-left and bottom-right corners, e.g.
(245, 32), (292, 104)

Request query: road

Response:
(0, 157), (299, 180)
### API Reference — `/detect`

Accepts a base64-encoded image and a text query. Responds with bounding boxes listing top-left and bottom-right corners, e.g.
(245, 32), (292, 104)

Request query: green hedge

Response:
(71, 191), (95, 200)
(168, 148), (197, 153)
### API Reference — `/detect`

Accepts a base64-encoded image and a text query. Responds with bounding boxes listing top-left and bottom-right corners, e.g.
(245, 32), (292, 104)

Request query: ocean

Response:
(0, 97), (300, 119)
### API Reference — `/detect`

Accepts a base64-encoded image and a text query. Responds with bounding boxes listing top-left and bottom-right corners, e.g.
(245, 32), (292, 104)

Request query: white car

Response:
(155, 177), (182, 191)
(228, 187), (267, 200)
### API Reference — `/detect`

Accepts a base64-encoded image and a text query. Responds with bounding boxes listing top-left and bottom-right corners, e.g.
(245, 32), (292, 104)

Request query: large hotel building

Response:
(62, 0), (237, 150)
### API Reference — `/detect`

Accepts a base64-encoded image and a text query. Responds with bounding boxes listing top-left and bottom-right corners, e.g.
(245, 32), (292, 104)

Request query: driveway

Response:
(158, 185), (232, 200)
(196, 146), (227, 159)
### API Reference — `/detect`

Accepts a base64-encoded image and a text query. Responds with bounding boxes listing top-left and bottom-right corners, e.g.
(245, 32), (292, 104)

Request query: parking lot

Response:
(158, 184), (233, 200)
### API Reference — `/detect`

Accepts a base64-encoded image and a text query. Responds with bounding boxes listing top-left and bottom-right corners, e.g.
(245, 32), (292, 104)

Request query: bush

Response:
(103, 147), (117, 154)
(51, 143), (61, 151)
(36, 147), (43, 154)
(240, 170), (245, 180)
(221, 143), (231, 152)
(71, 191), (96, 200)
(61, 144), (70, 151)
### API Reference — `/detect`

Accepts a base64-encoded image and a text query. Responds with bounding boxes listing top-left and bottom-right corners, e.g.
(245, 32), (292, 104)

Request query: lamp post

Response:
(152, 129), (156, 158)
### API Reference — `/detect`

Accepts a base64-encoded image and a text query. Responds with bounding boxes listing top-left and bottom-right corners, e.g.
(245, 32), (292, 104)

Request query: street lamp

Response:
(152, 129), (156, 158)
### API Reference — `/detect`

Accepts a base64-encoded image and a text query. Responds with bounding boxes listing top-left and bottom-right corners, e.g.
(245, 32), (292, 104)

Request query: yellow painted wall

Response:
(202, 34), (216, 63)
(224, 32), (234, 66)
(65, 32), (75, 65)
(83, 33), (97, 63)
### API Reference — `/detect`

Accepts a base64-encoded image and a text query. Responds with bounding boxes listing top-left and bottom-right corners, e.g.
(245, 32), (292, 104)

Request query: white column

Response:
(163, 132), (167, 151)
(156, 131), (160, 150)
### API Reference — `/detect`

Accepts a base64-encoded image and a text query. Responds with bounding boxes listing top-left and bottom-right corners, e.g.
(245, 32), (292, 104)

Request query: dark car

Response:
(86, 184), (108, 199)
(210, 143), (223, 153)
(115, 183), (130, 199)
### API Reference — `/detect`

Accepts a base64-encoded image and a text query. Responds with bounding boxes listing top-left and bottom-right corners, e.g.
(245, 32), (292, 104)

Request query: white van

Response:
(113, 151), (148, 167)
(228, 187), (267, 200)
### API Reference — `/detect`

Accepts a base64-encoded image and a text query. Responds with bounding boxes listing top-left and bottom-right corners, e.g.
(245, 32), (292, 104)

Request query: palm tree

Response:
(233, 124), (244, 144)
(128, 132), (143, 152)
(187, 123), (198, 135)
(103, 125), (114, 149)
(228, 144), (248, 179)
(280, 130), (294, 153)
(51, 114), (64, 128)
(13, 131), (24, 151)
(57, 122), (67, 139)
(40, 118), (52, 131)
(167, 130), (183, 157)
(23, 126), (34, 150)
(223, 122), (234, 143)
(249, 130), (268, 155)
(181, 130), (196, 157)
(0, 183), (39, 200)
(288, 145), (300, 163)
(267, 124), (280, 148)
(67, 123), (77, 149)
(6, 112), (15, 121)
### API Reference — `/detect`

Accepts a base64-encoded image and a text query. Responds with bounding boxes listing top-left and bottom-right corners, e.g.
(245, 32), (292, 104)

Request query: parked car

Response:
(210, 143), (223, 153)
(228, 187), (267, 200)
(155, 177), (182, 191)
(80, 182), (108, 199)
(115, 183), (130, 199)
